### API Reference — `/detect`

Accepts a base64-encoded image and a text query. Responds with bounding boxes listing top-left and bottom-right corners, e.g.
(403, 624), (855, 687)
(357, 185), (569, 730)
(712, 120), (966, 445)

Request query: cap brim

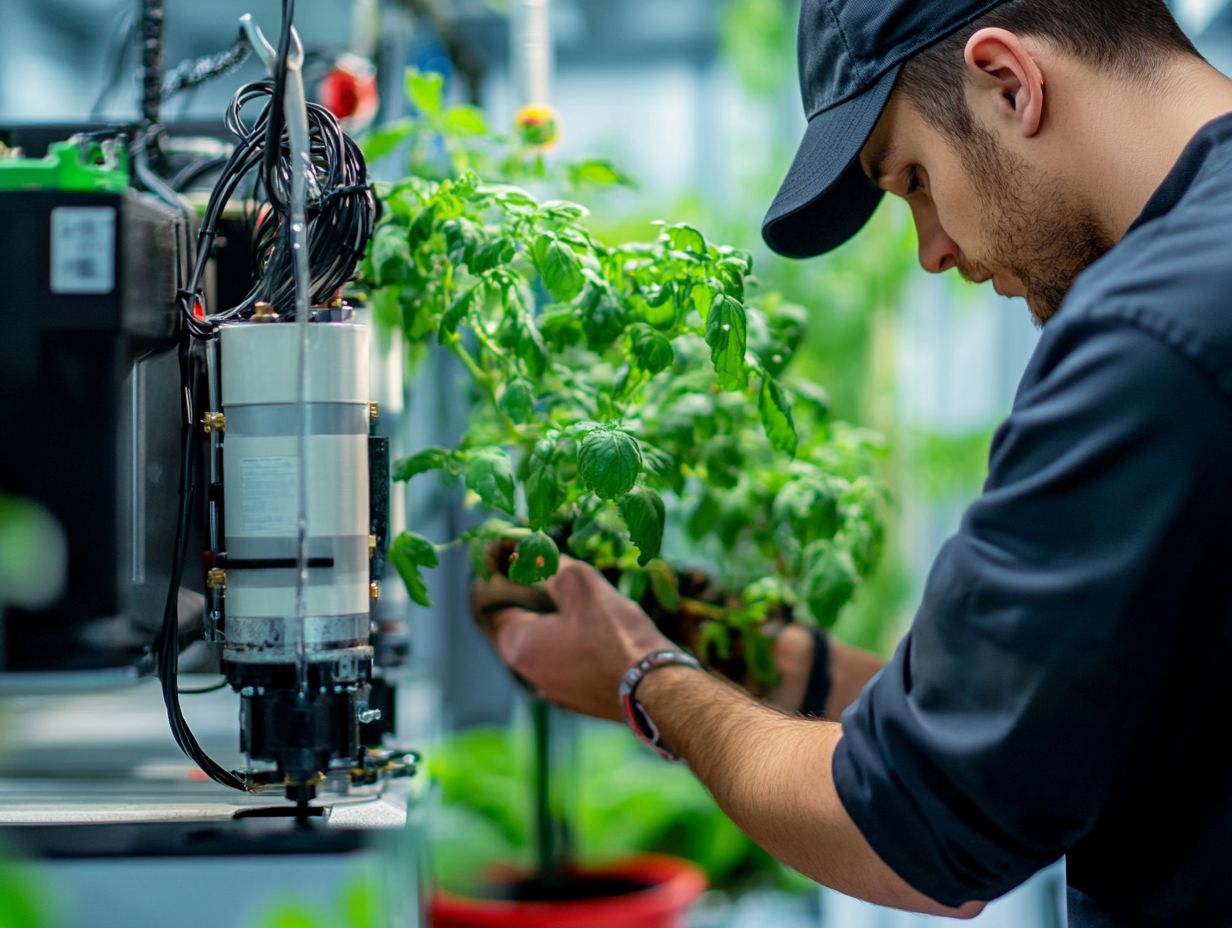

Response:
(762, 65), (901, 259)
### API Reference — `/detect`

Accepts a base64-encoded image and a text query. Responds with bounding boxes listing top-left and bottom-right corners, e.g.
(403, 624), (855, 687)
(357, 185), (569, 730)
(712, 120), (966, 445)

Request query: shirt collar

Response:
(1128, 110), (1232, 236)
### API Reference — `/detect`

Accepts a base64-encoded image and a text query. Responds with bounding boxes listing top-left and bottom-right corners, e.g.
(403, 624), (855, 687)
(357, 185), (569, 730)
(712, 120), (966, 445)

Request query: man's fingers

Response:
(487, 607), (554, 670)
(542, 555), (612, 601)
(471, 574), (556, 633)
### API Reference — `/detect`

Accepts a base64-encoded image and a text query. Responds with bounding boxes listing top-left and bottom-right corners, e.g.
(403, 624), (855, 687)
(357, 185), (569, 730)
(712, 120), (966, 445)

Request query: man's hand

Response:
(471, 557), (674, 722)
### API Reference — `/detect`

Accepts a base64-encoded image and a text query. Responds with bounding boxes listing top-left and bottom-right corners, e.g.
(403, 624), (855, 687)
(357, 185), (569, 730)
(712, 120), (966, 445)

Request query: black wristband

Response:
(799, 626), (833, 717)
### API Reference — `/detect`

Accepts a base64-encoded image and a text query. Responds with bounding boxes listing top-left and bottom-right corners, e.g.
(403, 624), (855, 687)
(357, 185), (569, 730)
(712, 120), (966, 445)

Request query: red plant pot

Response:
(431, 854), (707, 928)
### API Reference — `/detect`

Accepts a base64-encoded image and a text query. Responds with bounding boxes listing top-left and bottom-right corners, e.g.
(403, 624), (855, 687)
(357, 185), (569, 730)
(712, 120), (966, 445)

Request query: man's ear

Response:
(964, 27), (1045, 138)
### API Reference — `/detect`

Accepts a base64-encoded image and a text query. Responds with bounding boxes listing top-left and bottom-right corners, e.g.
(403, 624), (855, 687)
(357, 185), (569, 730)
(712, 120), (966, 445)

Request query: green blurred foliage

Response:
(0, 495), (66, 612)
(252, 878), (384, 928)
(912, 428), (998, 501)
(719, 0), (795, 97)
(429, 725), (813, 898)
(0, 855), (54, 928)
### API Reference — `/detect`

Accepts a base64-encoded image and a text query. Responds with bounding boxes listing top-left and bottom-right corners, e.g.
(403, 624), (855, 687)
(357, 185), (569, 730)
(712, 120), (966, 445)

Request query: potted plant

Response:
(357, 71), (889, 922)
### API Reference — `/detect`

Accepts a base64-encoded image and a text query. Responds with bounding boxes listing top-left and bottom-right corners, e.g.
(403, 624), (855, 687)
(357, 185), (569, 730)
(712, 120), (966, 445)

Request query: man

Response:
(473, 0), (1232, 923)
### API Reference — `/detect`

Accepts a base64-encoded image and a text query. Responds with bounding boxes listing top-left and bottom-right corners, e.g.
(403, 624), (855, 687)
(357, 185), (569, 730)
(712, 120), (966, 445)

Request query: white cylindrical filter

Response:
(512, 0), (553, 106)
(220, 320), (372, 664)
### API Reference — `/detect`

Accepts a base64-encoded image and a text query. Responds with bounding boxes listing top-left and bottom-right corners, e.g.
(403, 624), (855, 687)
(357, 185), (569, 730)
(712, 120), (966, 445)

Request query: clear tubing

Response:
(285, 39), (313, 693)
(242, 13), (313, 691)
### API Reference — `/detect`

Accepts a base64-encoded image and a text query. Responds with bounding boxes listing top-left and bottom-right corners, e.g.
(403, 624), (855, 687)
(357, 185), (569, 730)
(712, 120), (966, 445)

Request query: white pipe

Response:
(512, 0), (553, 105)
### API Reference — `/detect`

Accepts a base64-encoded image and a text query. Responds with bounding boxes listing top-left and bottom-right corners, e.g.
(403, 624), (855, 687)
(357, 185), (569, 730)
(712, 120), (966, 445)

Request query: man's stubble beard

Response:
(957, 125), (1115, 327)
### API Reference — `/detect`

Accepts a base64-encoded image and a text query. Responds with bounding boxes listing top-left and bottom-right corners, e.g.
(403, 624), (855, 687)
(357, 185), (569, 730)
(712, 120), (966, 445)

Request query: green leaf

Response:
(702, 437), (743, 490)
(742, 628), (779, 688)
(578, 428), (642, 500)
(470, 238), (516, 273)
(800, 541), (858, 627)
(442, 218), (483, 264)
(361, 118), (416, 163)
(580, 285), (627, 350)
(705, 295), (748, 391)
(508, 531), (560, 584)
(464, 448), (517, 515)
(716, 258), (746, 302)
(533, 234), (586, 303)
(407, 202), (437, 250)
(655, 221), (707, 256)
(469, 538), (494, 582)
(540, 309), (585, 350)
(368, 224), (409, 288)
(646, 559), (681, 612)
(389, 531), (440, 608)
(393, 447), (452, 482)
(567, 158), (630, 188)
(773, 480), (841, 546)
(691, 281), (717, 320)
(630, 327), (674, 375)
(442, 104), (489, 137)
(618, 487), (666, 566)
(758, 377), (798, 457)
(406, 68), (444, 118)
(499, 379), (535, 424)
(686, 492), (720, 542)
(440, 285), (479, 338)
(618, 569), (649, 602)
(634, 287), (676, 330)
(516, 322), (550, 379)
(542, 199), (590, 222)
(697, 621), (732, 664)
(525, 439), (563, 530)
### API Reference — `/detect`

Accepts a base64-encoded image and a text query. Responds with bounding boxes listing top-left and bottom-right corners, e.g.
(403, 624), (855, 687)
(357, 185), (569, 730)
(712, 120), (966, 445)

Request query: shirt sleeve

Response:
(832, 316), (1232, 906)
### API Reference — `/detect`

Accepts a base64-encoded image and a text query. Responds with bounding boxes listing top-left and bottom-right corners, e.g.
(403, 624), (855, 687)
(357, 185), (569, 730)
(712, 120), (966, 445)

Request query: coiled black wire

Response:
(179, 77), (375, 338)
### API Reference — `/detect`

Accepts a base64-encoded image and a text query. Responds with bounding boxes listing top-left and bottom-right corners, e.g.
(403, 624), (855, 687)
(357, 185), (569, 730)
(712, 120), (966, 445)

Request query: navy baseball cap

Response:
(762, 0), (1007, 259)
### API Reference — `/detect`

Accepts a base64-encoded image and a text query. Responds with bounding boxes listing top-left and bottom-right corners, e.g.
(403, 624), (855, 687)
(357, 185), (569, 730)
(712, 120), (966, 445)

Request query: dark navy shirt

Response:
(833, 112), (1232, 927)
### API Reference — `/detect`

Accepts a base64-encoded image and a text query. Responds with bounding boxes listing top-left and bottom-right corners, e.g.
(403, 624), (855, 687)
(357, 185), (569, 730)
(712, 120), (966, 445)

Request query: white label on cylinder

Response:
(237, 455), (299, 535)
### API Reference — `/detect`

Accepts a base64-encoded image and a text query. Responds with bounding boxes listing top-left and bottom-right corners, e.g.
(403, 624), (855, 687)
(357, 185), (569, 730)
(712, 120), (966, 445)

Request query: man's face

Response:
(860, 95), (1113, 326)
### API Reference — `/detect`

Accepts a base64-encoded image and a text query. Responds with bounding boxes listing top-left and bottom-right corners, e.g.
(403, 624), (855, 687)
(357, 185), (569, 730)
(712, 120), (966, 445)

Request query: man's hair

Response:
(898, 0), (1203, 142)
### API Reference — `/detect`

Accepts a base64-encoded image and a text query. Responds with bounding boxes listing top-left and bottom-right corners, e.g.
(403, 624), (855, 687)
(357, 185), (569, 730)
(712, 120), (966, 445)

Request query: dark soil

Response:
(491, 875), (650, 903)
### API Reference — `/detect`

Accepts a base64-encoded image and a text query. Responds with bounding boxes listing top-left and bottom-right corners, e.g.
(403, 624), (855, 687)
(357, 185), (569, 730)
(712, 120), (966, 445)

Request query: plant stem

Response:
(531, 698), (573, 886)
(680, 597), (732, 622)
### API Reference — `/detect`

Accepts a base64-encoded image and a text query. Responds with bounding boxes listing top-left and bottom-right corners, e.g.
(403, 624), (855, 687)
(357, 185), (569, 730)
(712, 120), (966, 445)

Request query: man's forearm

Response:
(638, 665), (984, 918)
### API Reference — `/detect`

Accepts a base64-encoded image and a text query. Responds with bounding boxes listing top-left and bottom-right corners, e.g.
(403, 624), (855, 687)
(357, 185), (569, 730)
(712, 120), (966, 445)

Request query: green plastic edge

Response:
(0, 140), (129, 194)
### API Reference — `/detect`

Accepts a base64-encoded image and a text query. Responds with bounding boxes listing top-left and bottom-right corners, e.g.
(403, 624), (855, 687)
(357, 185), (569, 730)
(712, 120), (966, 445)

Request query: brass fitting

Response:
(252, 301), (279, 322)
(368, 534), (377, 559)
(368, 401), (380, 423)
(369, 581), (381, 602)
(206, 567), (227, 590)
(202, 411), (225, 434)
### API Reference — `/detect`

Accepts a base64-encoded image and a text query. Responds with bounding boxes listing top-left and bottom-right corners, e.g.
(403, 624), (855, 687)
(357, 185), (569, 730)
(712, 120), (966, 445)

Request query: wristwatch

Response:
(618, 649), (704, 762)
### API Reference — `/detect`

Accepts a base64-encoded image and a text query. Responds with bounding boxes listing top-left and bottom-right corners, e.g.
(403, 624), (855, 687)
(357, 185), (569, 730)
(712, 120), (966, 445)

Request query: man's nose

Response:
(914, 209), (959, 274)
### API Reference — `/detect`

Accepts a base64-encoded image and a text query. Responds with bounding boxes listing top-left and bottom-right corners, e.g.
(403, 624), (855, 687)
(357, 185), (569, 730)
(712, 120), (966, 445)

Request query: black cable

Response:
(139, 0), (165, 125)
(162, 29), (252, 101)
(261, 0), (295, 215)
(158, 335), (245, 791)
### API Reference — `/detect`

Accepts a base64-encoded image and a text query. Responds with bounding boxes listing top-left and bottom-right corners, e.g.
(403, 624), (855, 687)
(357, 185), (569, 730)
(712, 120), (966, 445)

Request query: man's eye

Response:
(906, 170), (923, 195)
